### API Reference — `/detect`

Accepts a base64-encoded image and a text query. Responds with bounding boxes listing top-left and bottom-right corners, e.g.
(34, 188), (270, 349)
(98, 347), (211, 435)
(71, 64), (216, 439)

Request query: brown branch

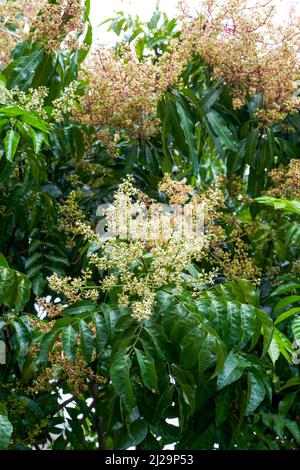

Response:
(55, 396), (76, 413)
(90, 383), (106, 450)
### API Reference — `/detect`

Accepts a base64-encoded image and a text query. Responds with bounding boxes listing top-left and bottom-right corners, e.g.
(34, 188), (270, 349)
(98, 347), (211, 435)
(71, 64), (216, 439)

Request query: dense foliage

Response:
(0, 0), (299, 450)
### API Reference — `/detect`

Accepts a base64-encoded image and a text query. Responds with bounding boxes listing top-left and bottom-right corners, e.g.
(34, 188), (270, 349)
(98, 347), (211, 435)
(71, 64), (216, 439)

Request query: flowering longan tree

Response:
(0, 0), (299, 450)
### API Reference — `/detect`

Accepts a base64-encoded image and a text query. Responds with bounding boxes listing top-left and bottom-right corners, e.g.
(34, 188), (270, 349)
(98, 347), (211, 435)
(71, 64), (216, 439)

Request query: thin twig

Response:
(0, 26), (22, 39)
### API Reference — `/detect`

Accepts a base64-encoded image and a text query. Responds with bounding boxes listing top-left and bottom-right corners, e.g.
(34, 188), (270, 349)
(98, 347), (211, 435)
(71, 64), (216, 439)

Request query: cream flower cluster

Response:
(51, 175), (222, 321)
(0, 80), (78, 124)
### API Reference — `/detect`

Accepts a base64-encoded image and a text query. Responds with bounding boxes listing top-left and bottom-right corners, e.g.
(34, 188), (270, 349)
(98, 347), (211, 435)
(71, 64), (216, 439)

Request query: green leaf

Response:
(215, 388), (232, 426)
(270, 283), (300, 297)
(116, 419), (148, 449)
(245, 371), (266, 416)
(275, 308), (300, 325)
(0, 105), (27, 117)
(0, 267), (31, 312)
(198, 83), (222, 114)
(176, 101), (199, 173)
(0, 106), (48, 132)
(4, 129), (20, 162)
(248, 166), (265, 198)
(268, 336), (280, 365)
(37, 329), (61, 366)
(279, 376), (300, 392)
(25, 252), (43, 270)
(4, 47), (44, 89)
(245, 127), (259, 164)
(269, 329), (292, 364)
(227, 142), (245, 174)
(159, 94), (188, 155)
(134, 348), (158, 392)
(62, 325), (77, 363)
(198, 332), (225, 377)
(93, 313), (107, 353)
(180, 325), (206, 369)
(0, 415), (13, 449)
(273, 295), (300, 315)
(285, 419), (300, 444)
(256, 309), (273, 357)
(79, 320), (94, 363)
(279, 392), (297, 416)
(0, 254), (8, 268)
(206, 110), (237, 152)
(110, 354), (135, 412)
(21, 112), (48, 132)
(292, 316), (300, 345)
(153, 386), (174, 424)
(13, 321), (30, 356)
(45, 254), (69, 266)
(255, 197), (300, 215)
(62, 301), (98, 317)
(217, 352), (250, 389)
(30, 128), (44, 155)
(15, 275), (32, 312)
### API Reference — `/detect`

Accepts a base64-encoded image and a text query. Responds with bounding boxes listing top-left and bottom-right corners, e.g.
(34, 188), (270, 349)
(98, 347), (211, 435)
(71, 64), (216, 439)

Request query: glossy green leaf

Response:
(245, 371), (266, 416)
(134, 348), (158, 392)
(217, 352), (250, 389)
(93, 313), (108, 353)
(110, 354), (135, 412)
(30, 128), (44, 155)
(62, 301), (99, 317)
(0, 415), (13, 450)
(79, 320), (94, 363)
(245, 127), (259, 164)
(198, 83), (222, 114)
(206, 110), (237, 152)
(275, 307), (300, 325)
(62, 325), (77, 363)
(273, 295), (300, 315)
(0, 254), (8, 268)
(291, 316), (300, 345)
(256, 197), (300, 215)
(37, 329), (61, 366)
(0, 267), (31, 312)
(4, 129), (20, 162)
(215, 388), (232, 426)
(176, 101), (199, 173)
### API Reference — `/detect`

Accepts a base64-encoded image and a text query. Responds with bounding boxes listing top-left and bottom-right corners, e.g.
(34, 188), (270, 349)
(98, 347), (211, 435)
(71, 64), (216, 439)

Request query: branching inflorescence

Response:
(78, 0), (300, 140)
(0, 0), (84, 67)
(49, 175), (261, 321)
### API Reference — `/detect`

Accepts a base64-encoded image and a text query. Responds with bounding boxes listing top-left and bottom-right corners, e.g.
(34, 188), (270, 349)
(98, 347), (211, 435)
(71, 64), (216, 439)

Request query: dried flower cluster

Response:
(29, 0), (84, 54)
(0, 0), (42, 67)
(36, 297), (63, 319)
(56, 191), (100, 247)
(178, 0), (300, 122)
(77, 46), (163, 140)
(158, 173), (193, 205)
(264, 159), (300, 199)
(77, 0), (300, 143)
(0, 0), (84, 68)
(28, 318), (107, 397)
(215, 237), (261, 284)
